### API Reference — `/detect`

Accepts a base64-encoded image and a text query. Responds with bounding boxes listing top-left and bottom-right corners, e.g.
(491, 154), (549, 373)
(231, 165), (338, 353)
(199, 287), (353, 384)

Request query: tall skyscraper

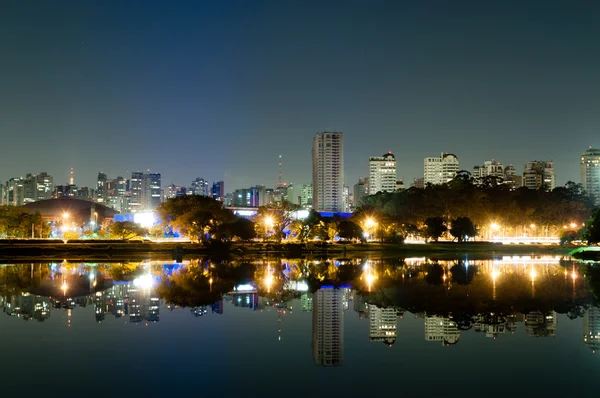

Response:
(96, 172), (108, 203)
(312, 132), (344, 212)
(190, 178), (209, 196)
(581, 148), (600, 205)
(130, 172), (161, 212)
(211, 181), (224, 201)
(424, 153), (459, 185)
(369, 152), (397, 194)
(312, 288), (344, 366)
(130, 172), (143, 212)
(35, 172), (53, 200)
(144, 173), (162, 211)
(523, 161), (555, 190)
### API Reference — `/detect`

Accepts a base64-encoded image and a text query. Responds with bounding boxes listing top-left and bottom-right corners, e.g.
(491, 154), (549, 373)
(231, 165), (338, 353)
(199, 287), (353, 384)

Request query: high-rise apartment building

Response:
(312, 288), (344, 366)
(353, 178), (369, 208)
(472, 160), (505, 180)
(369, 152), (397, 194)
(504, 165), (523, 189)
(581, 148), (600, 205)
(523, 161), (555, 190)
(312, 132), (344, 212)
(424, 153), (459, 185)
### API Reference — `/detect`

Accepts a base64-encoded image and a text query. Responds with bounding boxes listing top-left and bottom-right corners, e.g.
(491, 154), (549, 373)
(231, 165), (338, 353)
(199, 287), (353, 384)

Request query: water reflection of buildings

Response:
(301, 292), (313, 312)
(425, 315), (460, 346)
(312, 288), (345, 366)
(368, 305), (397, 345)
(583, 306), (600, 352)
(525, 312), (557, 337)
(1, 294), (51, 322)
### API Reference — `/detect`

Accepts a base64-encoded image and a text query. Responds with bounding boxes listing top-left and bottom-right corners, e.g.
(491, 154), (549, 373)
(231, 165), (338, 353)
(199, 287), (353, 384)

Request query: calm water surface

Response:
(1, 255), (600, 397)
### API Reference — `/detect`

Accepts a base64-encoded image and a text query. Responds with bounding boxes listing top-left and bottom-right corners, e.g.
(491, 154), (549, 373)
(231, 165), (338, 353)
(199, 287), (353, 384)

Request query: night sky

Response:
(2, 1), (599, 190)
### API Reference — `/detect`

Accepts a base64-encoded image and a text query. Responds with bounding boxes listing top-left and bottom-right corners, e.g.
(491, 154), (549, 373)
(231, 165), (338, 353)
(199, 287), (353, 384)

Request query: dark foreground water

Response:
(1, 255), (600, 397)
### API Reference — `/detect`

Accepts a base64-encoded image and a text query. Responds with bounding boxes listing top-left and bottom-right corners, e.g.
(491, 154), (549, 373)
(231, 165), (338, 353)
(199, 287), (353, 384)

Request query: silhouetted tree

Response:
(424, 217), (447, 242)
(450, 217), (477, 242)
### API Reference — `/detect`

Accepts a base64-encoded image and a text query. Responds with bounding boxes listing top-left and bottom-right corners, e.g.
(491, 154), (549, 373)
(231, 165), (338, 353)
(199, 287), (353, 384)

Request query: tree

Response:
(109, 221), (147, 240)
(449, 217), (477, 242)
(586, 209), (600, 245)
(424, 217), (447, 242)
(337, 219), (363, 241)
(157, 196), (235, 243)
(63, 231), (79, 241)
(222, 218), (256, 241)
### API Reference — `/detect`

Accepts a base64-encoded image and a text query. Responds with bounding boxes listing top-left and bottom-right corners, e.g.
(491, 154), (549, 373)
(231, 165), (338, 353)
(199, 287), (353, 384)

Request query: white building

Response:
(312, 132), (344, 212)
(424, 153), (459, 185)
(424, 315), (460, 346)
(581, 148), (600, 205)
(369, 152), (397, 194)
(312, 288), (344, 366)
(473, 160), (505, 180)
(523, 161), (555, 191)
(368, 305), (397, 345)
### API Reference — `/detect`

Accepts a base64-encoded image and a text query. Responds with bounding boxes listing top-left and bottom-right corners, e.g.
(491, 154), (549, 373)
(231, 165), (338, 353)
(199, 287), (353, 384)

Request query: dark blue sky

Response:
(2, 1), (599, 190)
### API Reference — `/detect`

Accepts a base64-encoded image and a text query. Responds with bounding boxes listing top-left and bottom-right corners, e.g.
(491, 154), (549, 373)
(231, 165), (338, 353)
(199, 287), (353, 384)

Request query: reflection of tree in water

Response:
(450, 261), (477, 285)
(0, 264), (52, 296)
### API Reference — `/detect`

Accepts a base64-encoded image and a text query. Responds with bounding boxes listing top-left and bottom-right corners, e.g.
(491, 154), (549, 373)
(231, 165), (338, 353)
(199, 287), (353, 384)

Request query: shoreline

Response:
(0, 241), (574, 262)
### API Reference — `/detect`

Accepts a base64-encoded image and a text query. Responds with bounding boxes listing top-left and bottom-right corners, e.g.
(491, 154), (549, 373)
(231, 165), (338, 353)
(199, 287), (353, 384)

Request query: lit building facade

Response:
(96, 172), (108, 203)
(581, 148), (600, 205)
(130, 172), (162, 212)
(312, 132), (344, 212)
(190, 178), (209, 196)
(300, 184), (313, 209)
(472, 160), (505, 181)
(523, 161), (555, 190)
(211, 181), (224, 201)
(369, 152), (397, 194)
(424, 153), (459, 185)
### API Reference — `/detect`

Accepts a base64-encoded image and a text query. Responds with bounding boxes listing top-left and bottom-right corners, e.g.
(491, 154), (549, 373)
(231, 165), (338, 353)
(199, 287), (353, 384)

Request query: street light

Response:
(264, 216), (274, 229)
(365, 217), (377, 229)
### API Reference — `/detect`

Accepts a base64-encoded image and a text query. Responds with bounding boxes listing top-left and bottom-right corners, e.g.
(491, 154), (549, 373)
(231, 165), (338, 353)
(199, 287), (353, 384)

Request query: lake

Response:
(1, 254), (599, 397)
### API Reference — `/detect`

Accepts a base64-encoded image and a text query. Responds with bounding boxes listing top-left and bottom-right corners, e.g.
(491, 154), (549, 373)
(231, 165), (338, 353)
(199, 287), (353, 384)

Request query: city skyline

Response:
(2, 2), (600, 189)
